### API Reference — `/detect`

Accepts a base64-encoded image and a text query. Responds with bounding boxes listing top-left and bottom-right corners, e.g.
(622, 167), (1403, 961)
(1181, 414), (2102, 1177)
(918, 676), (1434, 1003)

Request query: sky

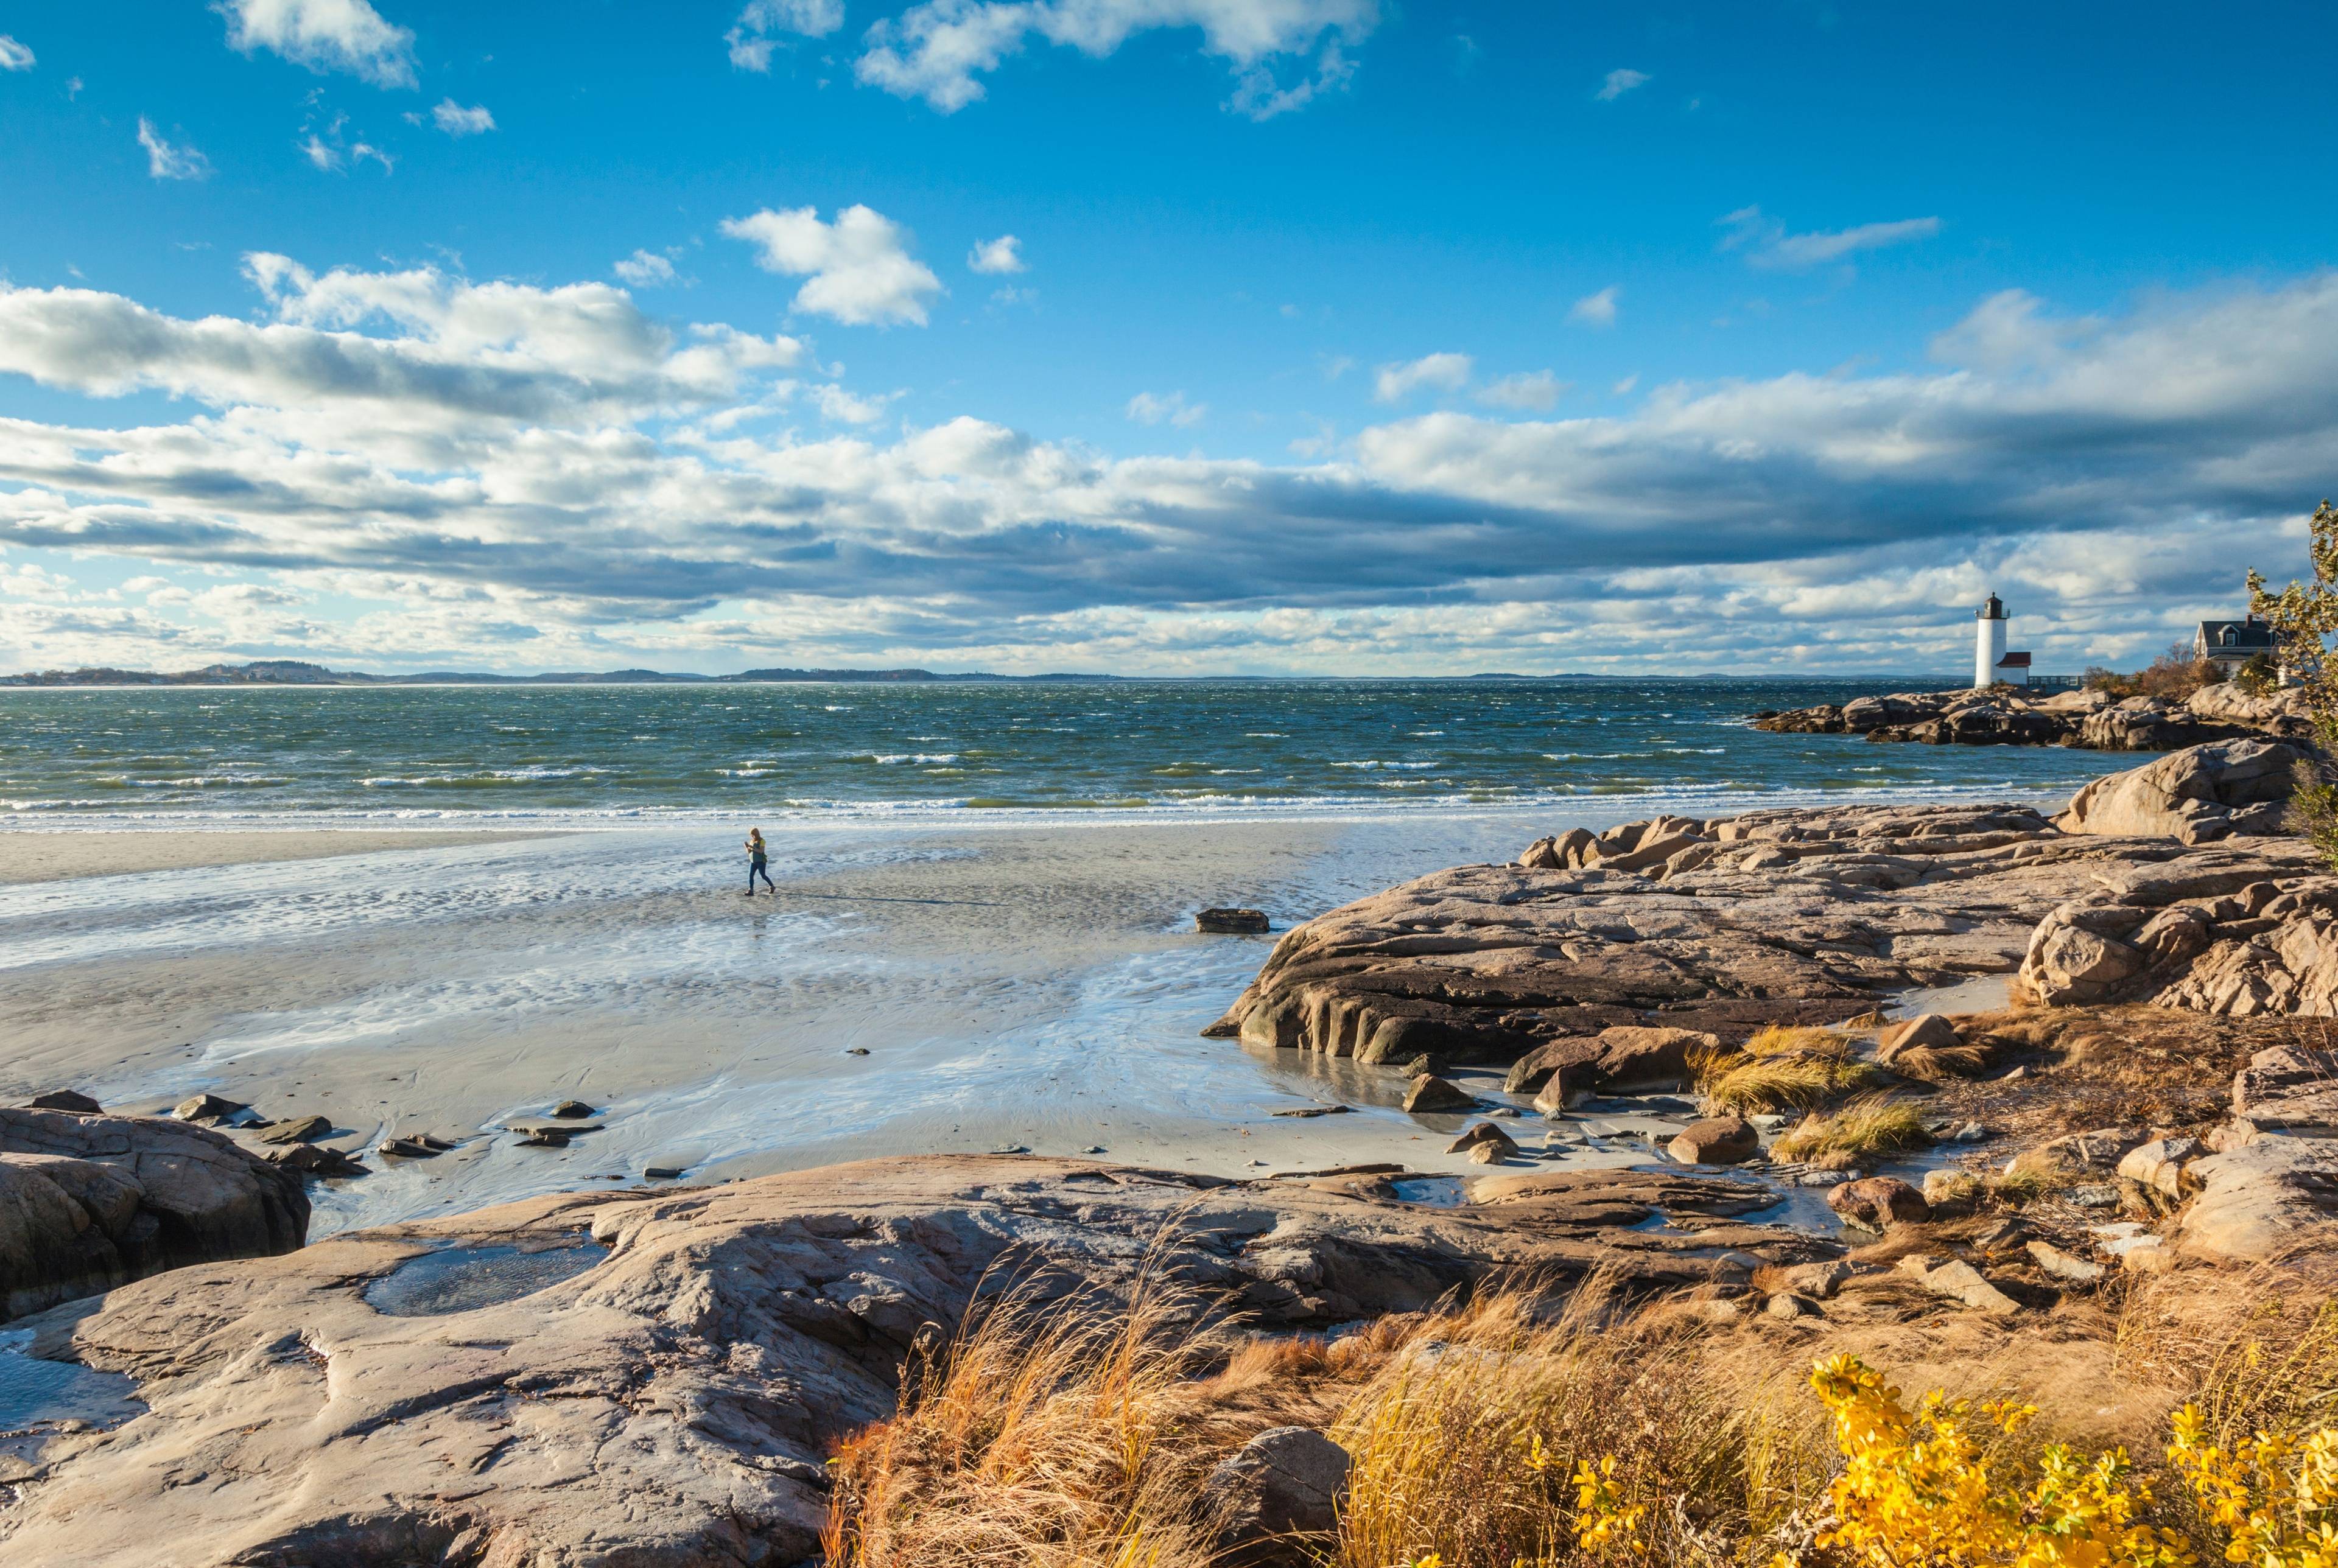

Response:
(2, 1), (2336, 677)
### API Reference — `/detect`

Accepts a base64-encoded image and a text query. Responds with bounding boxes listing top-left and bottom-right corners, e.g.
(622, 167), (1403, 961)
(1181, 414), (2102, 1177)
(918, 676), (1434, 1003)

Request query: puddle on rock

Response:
(0, 1331), (143, 1433)
(364, 1240), (609, 1318)
(1389, 1175), (1469, 1208)
(1889, 973), (2012, 1017)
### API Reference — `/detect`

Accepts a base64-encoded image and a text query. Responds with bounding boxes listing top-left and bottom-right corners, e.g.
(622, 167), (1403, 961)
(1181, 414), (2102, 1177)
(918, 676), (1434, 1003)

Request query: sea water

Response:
(0, 677), (2108, 821)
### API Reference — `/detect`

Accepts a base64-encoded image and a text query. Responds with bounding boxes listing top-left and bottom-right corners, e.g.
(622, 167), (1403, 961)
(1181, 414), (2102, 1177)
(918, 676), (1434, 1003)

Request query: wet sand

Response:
(0, 828), (562, 885)
(0, 811), (1666, 1233)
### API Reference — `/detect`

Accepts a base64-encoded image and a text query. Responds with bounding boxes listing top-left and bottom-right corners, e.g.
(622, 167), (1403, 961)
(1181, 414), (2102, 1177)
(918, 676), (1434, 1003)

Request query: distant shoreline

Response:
(2, 660), (1962, 688)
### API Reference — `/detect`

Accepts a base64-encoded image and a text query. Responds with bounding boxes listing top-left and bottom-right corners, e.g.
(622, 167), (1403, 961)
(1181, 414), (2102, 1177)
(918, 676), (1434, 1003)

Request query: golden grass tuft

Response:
(1889, 1041), (1993, 1082)
(1769, 1093), (1933, 1169)
(1697, 1027), (1886, 1114)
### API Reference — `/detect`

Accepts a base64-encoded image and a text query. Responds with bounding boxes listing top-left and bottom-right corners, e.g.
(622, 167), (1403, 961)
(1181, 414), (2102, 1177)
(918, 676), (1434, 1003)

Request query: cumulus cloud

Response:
(1475, 370), (1565, 412)
(216, 0), (418, 89)
(1126, 390), (1206, 427)
(1373, 352), (1472, 403)
(1719, 206), (1942, 270)
(138, 119), (214, 181)
(7, 264), (2338, 674)
(430, 99), (494, 136)
(1568, 285), (1619, 327)
(967, 234), (1025, 274)
(0, 253), (800, 433)
(614, 250), (679, 288)
(1595, 68), (1648, 100)
(0, 34), (34, 71)
(856, 0), (1378, 117)
(720, 205), (944, 326)
(726, 0), (845, 71)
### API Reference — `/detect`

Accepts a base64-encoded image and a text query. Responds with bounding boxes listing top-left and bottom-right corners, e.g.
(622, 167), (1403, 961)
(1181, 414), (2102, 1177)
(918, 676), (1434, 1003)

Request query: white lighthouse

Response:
(1975, 593), (2009, 688)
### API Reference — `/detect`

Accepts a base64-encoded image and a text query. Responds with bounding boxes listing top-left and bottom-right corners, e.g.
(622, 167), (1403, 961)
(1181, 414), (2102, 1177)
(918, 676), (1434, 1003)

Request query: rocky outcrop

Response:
(0, 1108), (308, 1323)
(0, 1157), (1831, 1567)
(1206, 1427), (1350, 1563)
(1751, 684), (2310, 751)
(2056, 739), (2299, 843)
(2011, 845), (2338, 1013)
(1213, 798), (2316, 1063)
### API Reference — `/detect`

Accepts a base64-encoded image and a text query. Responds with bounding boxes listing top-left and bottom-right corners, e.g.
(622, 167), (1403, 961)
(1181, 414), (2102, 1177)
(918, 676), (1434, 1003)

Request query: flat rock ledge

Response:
(0, 1156), (1830, 1567)
(0, 1108), (308, 1323)
(1208, 793), (2323, 1065)
(1752, 682), (2310, 751)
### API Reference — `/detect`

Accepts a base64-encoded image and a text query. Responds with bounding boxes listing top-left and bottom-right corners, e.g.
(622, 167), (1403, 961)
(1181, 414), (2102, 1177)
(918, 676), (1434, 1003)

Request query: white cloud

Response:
(0, 253), (801, 433)
(216, 0), (419, 89)
(967, 234), (1025, 275)
(138, 119), (214, 181)
(1126, 390), (1206, 427)
(857, 0), (1378, 117)
(614, 250), (679, 288)
(814, 383), (897, 424)
(7, 265), (2338, 676)
(430, 99), (494, 136)
(1475, 370), (1565, 412)
(726, 0), (845, 71)
(0, 34), (34, 71)
(1373, 352), (1472, 403)
(1719, 206), (1942, 270)
(720, 205), (944, 327)
(1568, 285), (1620, 327)
(300, 133), (339, 170)
(1595, 67), (1648, 101)
(1612, 373), (1638, 396)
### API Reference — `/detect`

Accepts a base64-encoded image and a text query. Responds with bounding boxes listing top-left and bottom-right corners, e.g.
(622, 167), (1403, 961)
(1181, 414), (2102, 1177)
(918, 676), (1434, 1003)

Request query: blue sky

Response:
(2, 1), (2336, 676)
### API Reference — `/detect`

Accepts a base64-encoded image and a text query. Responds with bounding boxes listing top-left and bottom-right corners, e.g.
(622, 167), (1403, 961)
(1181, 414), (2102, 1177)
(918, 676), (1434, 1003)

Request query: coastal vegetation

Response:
(820, 1254), (2338, 1567)
(2082, 645), (2224, 701)
(2252, 499), (2338, 867)
(1696, 1027), (1888, 1115)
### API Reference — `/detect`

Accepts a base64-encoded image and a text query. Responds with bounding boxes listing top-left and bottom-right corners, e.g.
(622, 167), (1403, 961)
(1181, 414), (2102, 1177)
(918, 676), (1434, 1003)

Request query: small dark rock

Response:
(1827, 1175), (1931, 1230)
(1402, 1074), (1475, 1114)
(550, 1100), (595, 1119)
(643, 1166), (685, 1180)
(255, 1115), (331, 1146)
(26, 1091), (100, 1115)
(1668, 1115), (1760, 1166)
(1269, 1104), (1351, 1118)
(1447, 1122), (1520, 1160)
(265, 1143), (365, 1178)
(377, 1136), (448, 1159)
(516, 1129), (572, 1149)
(1197, 908), (1271, 934)
(172, 1093), (249, 1125)
(844, 1048), (870, 1056)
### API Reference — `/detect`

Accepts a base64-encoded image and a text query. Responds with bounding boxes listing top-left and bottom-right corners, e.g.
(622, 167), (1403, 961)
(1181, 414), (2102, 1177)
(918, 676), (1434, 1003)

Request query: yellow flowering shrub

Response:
(1570, 1354), (2338, 1568)
(2166, 1406), (2338, 1566)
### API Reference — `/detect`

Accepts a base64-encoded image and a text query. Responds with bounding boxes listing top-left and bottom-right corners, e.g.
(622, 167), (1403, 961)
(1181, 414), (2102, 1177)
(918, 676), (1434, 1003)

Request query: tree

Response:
(2247, 499), (2338, 863)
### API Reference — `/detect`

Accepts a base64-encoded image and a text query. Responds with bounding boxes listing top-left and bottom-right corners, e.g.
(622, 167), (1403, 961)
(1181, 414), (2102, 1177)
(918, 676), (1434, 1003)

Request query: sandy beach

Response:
(0, 810), (1673, 1234)
(0, 828), (564, 885)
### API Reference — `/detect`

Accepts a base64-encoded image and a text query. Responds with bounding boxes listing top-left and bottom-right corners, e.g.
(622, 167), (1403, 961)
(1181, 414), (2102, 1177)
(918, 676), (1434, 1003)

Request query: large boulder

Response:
(2057, 740), (2301, 844)
(0, 1108), (307, 1322)
(0, 1157), (1834, 1567)
(1206, 1426), (1350, 1562)
(2175, 1135), (2338, 1262)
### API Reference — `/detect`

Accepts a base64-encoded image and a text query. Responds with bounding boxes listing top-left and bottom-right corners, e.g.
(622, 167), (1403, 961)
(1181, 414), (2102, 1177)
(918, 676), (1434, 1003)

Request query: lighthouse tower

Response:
(1975, 593), (2009, 688)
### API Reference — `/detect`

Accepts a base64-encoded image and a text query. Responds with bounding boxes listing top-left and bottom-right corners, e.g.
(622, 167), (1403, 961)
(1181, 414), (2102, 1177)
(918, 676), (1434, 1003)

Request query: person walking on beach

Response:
(744, 828), (776, 896)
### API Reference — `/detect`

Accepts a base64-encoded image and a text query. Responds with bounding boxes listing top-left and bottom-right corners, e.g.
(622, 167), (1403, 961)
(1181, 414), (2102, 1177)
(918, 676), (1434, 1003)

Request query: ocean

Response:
(0, 677), (2114, 821)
